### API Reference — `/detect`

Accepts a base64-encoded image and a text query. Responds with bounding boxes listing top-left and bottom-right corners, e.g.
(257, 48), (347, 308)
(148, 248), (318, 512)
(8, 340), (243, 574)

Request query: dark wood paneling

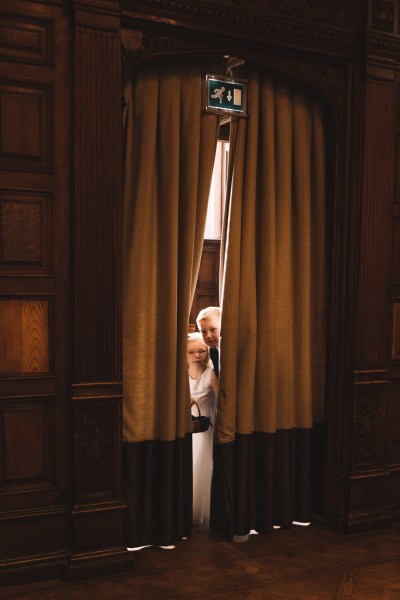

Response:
(0, 297), (50, 374)
(353, 386), (386, 468)
(392, 217), (400, 281)
(0, 14), (52, 65)
(2, 201), (41, 262)
(0, 0), (72, 583)
(371, 0), (395, 32)
(0, 190), (51, 271)
(356, 79), (395, 367)
(189, 239), (220, 327)
(70, 0), (126, 568)
(0, 396), (55, 490)
(0, 82), (51, 171)
(73, 396), (122, 503)
(391, 301), (400, 360)
(385, 382), (400, 457)
(73, 15), (122, 382)
(395, 133), (400, 203)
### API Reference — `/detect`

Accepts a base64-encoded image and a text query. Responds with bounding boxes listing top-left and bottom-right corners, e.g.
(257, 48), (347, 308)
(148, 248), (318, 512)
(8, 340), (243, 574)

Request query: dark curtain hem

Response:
(210, 427), (325, 538)
(123, 435), (193, 547)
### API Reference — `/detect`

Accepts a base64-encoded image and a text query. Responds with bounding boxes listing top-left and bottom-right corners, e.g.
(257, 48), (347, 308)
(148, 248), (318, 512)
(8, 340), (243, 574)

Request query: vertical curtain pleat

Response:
(123, 60), (221, 546)
(212, 67), (327, 537)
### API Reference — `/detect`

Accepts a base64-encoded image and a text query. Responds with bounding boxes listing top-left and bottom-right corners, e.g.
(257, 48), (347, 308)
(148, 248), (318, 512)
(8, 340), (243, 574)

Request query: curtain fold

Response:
(213, 67), (327, 537)
(122, 60), (221, 546)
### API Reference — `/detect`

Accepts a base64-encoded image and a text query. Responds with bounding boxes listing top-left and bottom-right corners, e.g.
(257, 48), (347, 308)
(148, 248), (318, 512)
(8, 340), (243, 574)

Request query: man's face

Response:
(199, 317), (220, 348)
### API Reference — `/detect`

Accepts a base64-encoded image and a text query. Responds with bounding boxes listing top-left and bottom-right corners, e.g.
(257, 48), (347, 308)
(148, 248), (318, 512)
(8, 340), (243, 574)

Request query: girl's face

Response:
(187, 339), (209, 366)
(198, 317), (220, 348)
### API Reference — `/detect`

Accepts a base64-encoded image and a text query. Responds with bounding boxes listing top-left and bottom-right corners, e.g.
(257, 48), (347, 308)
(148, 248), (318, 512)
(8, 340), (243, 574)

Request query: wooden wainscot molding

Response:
(364, 49), (399, 81)
(72, 0), (121, 28)
(338, 468), (392, 533)
(72, 382), (124, 505)
(364, 23), (400, 80)
(352, 369), (391, 385)
(69, 384), (127, 579)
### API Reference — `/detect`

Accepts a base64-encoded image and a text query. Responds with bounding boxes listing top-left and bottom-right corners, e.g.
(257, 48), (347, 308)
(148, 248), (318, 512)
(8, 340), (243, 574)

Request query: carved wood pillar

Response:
(70, 0), (126, 575)
(340, 0), (400, 532)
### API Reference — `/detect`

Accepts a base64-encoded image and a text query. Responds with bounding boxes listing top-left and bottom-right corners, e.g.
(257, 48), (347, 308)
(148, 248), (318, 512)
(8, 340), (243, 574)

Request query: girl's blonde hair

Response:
(187, 332), (207, 344)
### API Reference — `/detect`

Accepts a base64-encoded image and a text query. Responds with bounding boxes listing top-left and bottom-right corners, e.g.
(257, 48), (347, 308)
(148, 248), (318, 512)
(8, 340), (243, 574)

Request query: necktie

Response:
(210, 347), (219, 377)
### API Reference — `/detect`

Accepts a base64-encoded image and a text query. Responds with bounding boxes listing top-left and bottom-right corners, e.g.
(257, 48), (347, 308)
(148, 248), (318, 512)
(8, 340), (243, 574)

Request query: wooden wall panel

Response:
(0, 0), (72, 581)
(392, 217), (400, 281)
(189, 239), (220, 327)
(385, 383), (400, 456)
(391, 301), (400, 360)
(0, 15), (52, 65)
(70, 0), (126, 571)
(0, 83), (51, 171)
(356, 79), (395, 367)
(2, 201), (41, 262)
(74, 398), (122, 503)
(353, 386), (386, 468)
(73, 19), (122, 381)
(0, 298), (50, 374)
(0, 190), (51, 270)
(1, 396), (55, 489)
(395, 133), (400, 203)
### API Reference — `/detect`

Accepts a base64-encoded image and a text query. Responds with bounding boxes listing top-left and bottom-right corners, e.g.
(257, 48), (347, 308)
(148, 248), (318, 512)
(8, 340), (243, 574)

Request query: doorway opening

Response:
(189, 120), (230, 330)
(122, 58), (332, 546)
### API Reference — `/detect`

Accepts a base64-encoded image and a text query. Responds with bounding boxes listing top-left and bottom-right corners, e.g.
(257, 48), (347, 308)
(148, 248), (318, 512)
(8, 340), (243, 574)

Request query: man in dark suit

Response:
(196, 306), (220, 377)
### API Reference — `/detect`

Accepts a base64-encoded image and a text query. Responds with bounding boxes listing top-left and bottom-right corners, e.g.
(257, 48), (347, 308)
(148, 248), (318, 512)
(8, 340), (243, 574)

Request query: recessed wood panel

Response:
(392, 217), (400, 280)
(0, 83), (51, 170)
(354, 388), (383, 467)
(1, 202), (40, 262)
(198, 251), (217, 287)
(391, 301), (400, 360)
(397, 82), (400, 118)
(0, 298), (50, 374)
(371, 0), (394, 32)
(0, 15), (51, 64)
(385, 382), (400, 454)
(0, 191), (51, 271)
(74, 400), (122, 502)
(189, 240), (220, 326)
(395, 133), (400, 203)
(0, 397), (55, 488)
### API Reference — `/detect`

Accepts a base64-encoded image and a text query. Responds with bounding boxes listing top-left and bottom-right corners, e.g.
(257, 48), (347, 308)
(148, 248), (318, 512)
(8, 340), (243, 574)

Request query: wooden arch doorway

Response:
(121, 39), (338, 540)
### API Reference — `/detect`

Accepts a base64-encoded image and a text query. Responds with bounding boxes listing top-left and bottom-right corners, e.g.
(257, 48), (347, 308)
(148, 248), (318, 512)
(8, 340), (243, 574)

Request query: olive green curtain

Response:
(212, 67), (327, 536)
(122, 60), (221, 545)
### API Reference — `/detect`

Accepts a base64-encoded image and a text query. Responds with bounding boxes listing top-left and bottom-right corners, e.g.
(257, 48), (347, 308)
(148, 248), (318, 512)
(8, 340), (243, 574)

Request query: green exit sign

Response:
(204, 74), (247, 117)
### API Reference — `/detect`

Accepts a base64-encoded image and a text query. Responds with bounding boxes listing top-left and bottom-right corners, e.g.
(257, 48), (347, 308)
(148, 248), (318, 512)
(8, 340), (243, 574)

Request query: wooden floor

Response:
(2, 521), (400, 599)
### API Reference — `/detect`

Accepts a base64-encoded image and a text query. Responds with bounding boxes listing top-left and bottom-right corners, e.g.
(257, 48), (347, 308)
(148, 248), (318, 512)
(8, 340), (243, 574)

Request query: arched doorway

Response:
(122, 51), (338, 543)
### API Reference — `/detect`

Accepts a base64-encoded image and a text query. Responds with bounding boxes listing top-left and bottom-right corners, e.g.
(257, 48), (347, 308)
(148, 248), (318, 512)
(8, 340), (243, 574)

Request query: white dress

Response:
(190, 367), (217, 526)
